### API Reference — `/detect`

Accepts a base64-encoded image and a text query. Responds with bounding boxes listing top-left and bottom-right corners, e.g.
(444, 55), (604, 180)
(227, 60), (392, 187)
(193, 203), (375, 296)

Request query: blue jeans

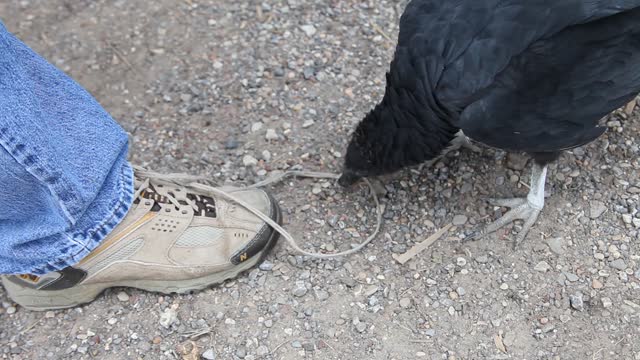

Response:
(0, 22), (134, 275)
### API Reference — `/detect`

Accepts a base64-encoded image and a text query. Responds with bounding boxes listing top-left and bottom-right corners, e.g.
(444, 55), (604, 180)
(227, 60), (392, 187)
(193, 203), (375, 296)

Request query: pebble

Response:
(159, 308), (178, 328)
(261, 150), (271, 161)
(564, 273), (579, 282)
(302, 119), (315, 128)
(224, 138), (239, 150)
(314, 289), (330, 301)
(547, 237), (564, 254)
(202, 349), (217, 360)
(259, 261), (274, 271)
(256, 346), (269, 356)
(117, 291), (130, 302)
(6, 306), (16, 315)
(500, 283), (509, 290)
(534, 261), (551, 272)
(589, 201), (607, 219)
(292, 281), (308, 297)
(475, 255), (489, 264)
(225, 318), (236, 325)
(299, 25), (317, 37)
(592, 279), (604, 289)
(265, 128), (278, 141)
(601, 297), (613, 308)
(609, 259), (627, 270)
(399, 298), (412, 309)
(242, 155), (258, 167)
(452, 214), (468, 226)
(355, 322), (367, 333)
(506, 153), (529, 170)
(251, 122), (263, 132)
(570, 292), (584, 312)
(456, 257), (467, 267)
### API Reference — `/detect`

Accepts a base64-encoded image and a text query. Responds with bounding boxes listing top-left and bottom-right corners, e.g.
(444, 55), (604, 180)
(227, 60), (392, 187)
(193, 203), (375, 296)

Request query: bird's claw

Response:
(465, 197), (541, 248)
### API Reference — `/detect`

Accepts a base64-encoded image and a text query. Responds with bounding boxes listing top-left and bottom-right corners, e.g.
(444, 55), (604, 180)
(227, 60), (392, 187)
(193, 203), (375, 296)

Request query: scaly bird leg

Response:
(468, 163), (547, 246)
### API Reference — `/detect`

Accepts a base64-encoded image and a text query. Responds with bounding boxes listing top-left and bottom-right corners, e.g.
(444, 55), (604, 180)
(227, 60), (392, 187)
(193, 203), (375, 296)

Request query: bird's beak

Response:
(338, 170), (362, 187)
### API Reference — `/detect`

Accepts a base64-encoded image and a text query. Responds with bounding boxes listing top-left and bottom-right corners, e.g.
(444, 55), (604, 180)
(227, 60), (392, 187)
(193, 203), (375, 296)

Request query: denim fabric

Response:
(0, 22), (134, 275)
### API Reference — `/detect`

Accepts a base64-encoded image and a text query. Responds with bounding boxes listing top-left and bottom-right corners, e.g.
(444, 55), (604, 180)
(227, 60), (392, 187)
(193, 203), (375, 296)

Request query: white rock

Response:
(242, 155), (258, 167)
(265, 128), (278, 140)
(534, 261), (551, 272)
(159, 308), (178, 328)
(299, 25), (317, 37)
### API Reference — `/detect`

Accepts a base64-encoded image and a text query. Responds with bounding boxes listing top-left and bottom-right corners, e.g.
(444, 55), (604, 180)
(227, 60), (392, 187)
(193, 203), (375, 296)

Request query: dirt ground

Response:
(1, 1), (639, 359)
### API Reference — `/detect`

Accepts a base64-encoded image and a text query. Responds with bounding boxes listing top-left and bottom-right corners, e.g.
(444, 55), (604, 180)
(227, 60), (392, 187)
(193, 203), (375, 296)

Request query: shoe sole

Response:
(2, 203), (282, 311)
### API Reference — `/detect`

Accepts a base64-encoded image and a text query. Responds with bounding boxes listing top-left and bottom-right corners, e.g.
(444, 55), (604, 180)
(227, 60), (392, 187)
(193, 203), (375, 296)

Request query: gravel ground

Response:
(1, 1), (640, 359)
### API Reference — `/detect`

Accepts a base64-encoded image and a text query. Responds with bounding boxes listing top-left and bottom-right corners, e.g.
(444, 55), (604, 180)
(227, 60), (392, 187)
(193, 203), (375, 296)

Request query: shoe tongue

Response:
(135, 183), (217, 218)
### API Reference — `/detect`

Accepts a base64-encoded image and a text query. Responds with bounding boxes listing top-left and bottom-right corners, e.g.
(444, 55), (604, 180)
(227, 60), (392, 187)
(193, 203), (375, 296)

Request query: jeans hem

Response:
(30, 162), (134, 275)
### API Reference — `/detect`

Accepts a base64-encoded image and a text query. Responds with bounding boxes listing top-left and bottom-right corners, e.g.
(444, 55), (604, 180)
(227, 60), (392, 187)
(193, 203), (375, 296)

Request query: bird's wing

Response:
(397, 0), (640, 106)
(457, 7), (640, 152)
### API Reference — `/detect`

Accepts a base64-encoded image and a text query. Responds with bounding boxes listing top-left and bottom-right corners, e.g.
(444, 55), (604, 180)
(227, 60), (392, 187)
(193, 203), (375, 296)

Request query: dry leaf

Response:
(494, 334), (507, 353)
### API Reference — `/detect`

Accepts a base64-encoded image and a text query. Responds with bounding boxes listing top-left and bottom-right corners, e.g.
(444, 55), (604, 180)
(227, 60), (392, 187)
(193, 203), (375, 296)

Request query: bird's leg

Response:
(448, 130), (482, 153)
(469, 162), (547, 246)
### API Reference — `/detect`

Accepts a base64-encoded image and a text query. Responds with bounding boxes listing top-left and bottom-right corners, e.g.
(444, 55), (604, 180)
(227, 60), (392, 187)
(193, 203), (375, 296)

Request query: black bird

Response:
(340, 0), (640, 243)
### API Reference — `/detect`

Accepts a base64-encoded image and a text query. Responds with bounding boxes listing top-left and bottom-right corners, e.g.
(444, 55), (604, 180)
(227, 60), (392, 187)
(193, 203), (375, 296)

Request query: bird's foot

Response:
(467, 197), (541, 247)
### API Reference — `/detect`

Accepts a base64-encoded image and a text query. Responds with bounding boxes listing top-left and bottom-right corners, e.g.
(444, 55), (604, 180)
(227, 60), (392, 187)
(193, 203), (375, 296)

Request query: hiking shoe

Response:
(2, 168), (281, 311)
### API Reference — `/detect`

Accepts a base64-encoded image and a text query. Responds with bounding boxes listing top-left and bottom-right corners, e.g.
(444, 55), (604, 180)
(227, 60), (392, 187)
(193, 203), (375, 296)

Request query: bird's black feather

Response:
(342, 0), (640, 178)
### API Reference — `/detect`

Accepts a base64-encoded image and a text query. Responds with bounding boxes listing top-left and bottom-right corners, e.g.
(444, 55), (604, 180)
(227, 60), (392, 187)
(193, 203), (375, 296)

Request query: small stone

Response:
(609, 259), (627, 270)
(355, 322), (367, 333)
(159, 308), (178, 328)
(506, 153), (529, 170)
(264, 319), (273, 328)
(452, 215), (468, 226)
(299, 25), (317, 37)
(202, 349), (216, 360)
(224, 138), (239, 150)
(302, 119), (315, 128)
(601, 297), (613, 308)
(594, 253), (605, 260)
(364, 285), (379, 297)
(107, 317), (118, 325)
(589, 201), (607, 219)
(259, 261), (274, 271)
(292, 281), (308, 297)
(622, 214), (633, 224)
(242, 155), (258, 167)
(225, 318), (236, 325)
(592, 279), (604, 289)
(399, 298), (412, 309)
(117, 291), (130, 302)
(534, 261), (551, 272)
(547, 237), (564, 255)
(416, 351), (427, 357)
(456, 287), (466, 296)
(500, 283), (509, 290)
(45, 311), (55, 318)
(570, 292), (584, 311)
(456, 257), (467, 266)
(475, 255), (489, 264)
(564, 272), (579, 282)
(303, 67), (315, 80)
(6, 306), (16, 315)
(251, 122), (263, 132)
(314, 289), (330, 301)
(265, 129), (278, 141)
(261, 150), (272, 161)
(256, 346), (269, 356)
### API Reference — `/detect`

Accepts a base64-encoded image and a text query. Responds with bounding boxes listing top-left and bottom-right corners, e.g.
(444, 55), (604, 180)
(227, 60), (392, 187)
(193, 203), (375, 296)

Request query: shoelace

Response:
(132, 166), (382, 259)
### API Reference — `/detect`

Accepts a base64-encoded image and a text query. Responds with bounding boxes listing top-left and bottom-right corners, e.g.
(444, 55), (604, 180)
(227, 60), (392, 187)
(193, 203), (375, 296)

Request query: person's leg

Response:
(0, 22), (281, 311)
(0, 21), (133, 275)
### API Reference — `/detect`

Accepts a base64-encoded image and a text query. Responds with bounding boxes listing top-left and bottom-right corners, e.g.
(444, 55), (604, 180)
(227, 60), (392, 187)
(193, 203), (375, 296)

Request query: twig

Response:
(370, 21), (394, 46)
(19, 314), (47, 335)
(393, 224), (452, 264)
(270, 340), (289, 355)
(107, 41), (139, 76)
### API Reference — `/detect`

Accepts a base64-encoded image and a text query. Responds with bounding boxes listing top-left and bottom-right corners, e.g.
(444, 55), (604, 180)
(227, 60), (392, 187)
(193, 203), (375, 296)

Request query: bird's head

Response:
(338, 95), (458, 187)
